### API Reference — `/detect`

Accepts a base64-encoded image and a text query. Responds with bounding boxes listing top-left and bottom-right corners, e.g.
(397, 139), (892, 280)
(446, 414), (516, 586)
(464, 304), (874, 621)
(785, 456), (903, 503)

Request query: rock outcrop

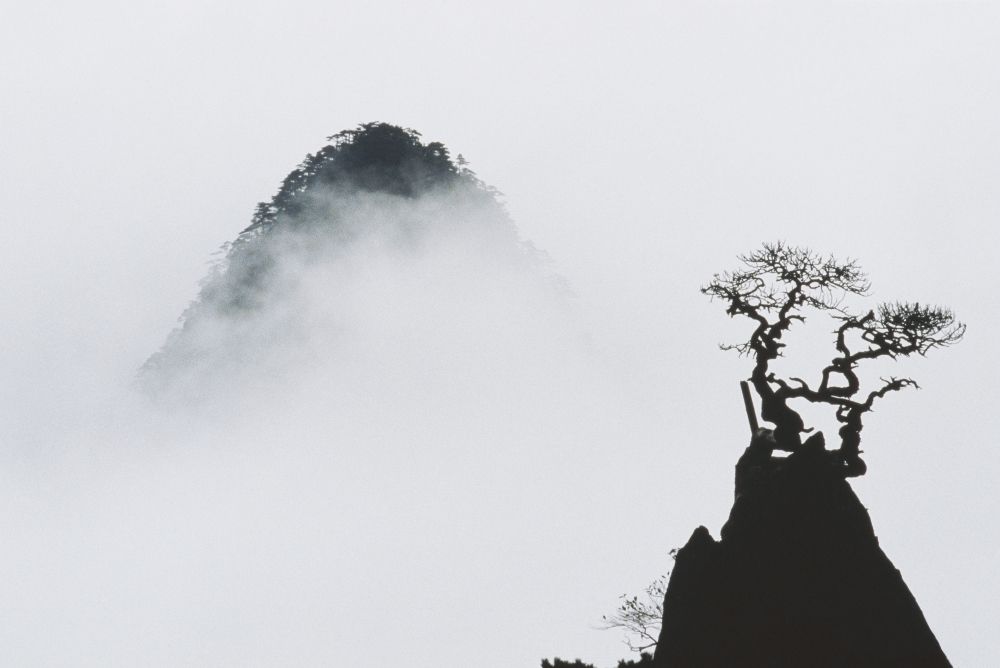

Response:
(652, 431), (950, 667)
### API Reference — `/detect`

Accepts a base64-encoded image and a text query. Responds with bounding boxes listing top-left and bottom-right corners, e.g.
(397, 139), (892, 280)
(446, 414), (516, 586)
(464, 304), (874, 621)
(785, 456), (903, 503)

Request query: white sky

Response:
(2, 2), (999, 666)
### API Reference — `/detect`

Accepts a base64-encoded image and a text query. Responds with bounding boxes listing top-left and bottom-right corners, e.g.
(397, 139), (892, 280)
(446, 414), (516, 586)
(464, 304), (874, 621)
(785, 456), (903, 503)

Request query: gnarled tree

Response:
(703, 242), (964, 477)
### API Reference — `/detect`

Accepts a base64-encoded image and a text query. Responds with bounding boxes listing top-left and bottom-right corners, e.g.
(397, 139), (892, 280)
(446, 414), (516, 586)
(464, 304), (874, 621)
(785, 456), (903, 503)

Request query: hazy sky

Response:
(2, 2), (999, 666)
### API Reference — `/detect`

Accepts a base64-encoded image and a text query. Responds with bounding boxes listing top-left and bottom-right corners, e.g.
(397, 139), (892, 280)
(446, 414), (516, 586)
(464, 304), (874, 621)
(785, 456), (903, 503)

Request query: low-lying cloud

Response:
(0, 145), (673, 667)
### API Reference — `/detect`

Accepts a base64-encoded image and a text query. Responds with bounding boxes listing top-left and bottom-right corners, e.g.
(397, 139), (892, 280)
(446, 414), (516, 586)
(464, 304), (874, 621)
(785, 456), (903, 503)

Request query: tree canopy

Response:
(244, 122), (493, 235)
(139, 122), (516, 387)
(703, 242), (965, 477)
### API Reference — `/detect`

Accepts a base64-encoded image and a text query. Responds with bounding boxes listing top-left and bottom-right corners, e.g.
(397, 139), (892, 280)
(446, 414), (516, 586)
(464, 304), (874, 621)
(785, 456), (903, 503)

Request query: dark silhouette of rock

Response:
(652, 430), (950, 667)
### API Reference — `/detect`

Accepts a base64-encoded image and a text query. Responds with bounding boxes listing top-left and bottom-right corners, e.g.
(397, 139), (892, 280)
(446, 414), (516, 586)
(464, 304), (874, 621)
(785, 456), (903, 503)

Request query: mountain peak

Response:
(653, 430), (950, 667)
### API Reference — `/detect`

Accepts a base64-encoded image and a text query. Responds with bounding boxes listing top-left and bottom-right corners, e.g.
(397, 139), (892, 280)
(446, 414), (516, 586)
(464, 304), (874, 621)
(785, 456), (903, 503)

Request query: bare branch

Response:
(601, 575), (668, 653)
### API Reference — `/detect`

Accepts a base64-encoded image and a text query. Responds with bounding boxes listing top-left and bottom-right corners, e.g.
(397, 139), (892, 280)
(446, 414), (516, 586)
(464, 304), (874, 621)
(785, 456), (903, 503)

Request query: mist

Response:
(0, 152), (688, 667)
(3, 2), (1000, 666)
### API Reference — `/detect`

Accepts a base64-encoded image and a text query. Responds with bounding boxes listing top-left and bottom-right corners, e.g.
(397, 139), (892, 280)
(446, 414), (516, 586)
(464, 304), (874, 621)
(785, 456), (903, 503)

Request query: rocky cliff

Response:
(652, 431), (950, 667)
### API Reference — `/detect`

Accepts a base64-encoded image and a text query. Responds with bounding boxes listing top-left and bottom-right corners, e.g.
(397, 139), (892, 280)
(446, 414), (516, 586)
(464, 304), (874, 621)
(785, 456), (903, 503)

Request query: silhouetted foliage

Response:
(215, 122), (503, 312)
(140, 122), (519, 384)
(601, 576), (667, 652)
(247, 122), (491, 233)
(703, 242), (965, 476)
(540, 653), (653, 668)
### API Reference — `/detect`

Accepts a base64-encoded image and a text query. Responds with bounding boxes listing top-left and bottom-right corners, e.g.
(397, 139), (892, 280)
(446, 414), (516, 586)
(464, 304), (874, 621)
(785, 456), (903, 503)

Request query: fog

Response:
(1, 167), (689, 667)
(3, 2), (1000, 666)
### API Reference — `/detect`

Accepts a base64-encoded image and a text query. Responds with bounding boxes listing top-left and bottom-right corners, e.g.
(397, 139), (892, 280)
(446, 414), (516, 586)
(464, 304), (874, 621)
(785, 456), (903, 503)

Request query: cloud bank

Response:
(1, 125), (666, 667)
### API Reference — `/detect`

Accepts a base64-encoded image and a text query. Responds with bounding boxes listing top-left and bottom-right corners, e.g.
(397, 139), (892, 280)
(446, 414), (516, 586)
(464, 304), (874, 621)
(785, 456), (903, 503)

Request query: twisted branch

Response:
(704, 243), (964, 476)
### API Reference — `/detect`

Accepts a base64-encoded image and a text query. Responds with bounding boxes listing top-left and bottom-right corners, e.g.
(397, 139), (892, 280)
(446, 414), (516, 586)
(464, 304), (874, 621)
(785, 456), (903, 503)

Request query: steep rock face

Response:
(652, 435), (950, 667)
